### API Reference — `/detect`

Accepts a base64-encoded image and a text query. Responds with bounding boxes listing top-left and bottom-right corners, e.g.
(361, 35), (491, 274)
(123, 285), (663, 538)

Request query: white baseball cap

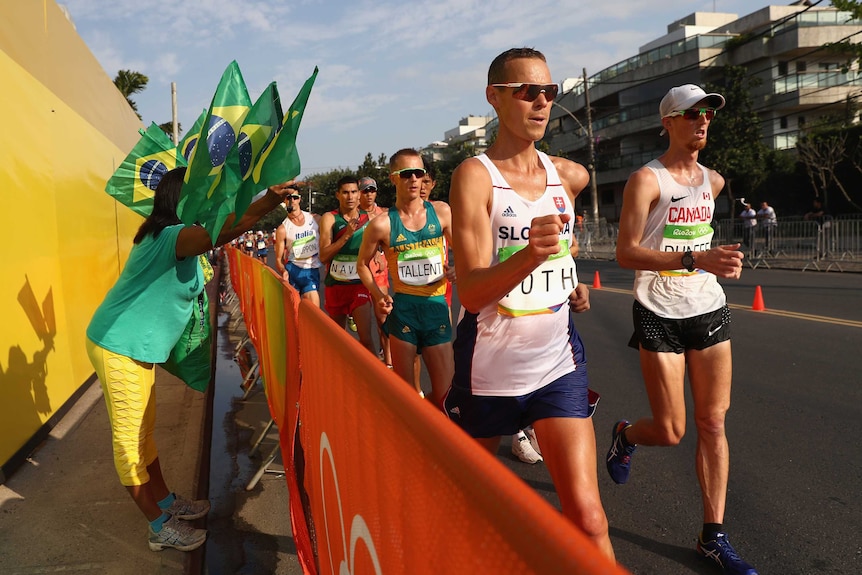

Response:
(659, 84), (725, 135)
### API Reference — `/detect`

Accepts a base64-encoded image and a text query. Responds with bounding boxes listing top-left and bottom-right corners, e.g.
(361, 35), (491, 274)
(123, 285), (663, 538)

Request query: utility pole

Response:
(583, 68), (598, 221)
(171, 82), (179, 146)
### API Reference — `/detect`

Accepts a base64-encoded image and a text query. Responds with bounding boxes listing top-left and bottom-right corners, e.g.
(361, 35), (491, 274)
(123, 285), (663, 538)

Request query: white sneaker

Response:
(148, 515), (207, 552)
(524, 426), (541, 456)
(512, 431), (543, 464)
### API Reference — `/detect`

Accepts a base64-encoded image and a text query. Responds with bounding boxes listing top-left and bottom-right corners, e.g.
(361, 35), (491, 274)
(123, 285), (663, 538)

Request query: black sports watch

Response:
(681, 249), (696, 272)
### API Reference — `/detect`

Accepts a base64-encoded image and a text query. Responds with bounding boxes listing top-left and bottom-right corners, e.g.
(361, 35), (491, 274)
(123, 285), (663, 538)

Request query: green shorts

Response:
(384, 293), (451, 351)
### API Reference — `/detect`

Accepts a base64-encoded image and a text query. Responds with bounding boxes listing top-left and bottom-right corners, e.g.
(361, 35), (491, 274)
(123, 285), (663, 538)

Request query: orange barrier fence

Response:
(225, 247), (627, 575)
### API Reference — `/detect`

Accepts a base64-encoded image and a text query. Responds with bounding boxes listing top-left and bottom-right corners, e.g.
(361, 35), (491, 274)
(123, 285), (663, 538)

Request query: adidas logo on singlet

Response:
(396, 233), (408, 242)
(502, 206), (517, 217)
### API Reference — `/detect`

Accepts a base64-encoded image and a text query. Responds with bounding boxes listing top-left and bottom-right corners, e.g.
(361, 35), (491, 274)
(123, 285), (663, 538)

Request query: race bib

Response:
(659, 222), (714, 277)
(397, 246), (444, 286)
(329, 254), (359, 282)
(291, 235), (319, 260)
(497, 241), (577, 317)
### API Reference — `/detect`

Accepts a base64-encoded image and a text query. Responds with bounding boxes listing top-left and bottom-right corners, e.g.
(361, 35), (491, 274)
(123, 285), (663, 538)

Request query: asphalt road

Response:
(486, 261), (862, 575)
(262, 250), (861, 574)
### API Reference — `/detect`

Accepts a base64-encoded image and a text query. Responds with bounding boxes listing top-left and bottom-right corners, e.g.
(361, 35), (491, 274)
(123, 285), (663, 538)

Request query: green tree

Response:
(113, 70), (149, 120)
(700, 65), (769, 212)
(826, 1), (862, 71)
(158, 121), (182, 143)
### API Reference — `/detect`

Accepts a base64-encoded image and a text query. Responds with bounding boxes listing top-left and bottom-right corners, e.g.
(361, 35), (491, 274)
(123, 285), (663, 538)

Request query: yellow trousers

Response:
(86, 339), (157, 486)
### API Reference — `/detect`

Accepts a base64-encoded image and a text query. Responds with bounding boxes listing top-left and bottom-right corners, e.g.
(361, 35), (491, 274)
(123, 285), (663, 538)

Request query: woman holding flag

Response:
(86, 166), (297, 551)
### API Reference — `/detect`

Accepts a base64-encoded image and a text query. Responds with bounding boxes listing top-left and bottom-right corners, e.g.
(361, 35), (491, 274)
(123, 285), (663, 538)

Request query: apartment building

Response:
(543, 2), (862, 221)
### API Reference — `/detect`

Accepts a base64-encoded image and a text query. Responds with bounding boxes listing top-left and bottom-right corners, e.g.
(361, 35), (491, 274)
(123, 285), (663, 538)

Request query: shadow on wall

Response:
(1, 276), (57, 479)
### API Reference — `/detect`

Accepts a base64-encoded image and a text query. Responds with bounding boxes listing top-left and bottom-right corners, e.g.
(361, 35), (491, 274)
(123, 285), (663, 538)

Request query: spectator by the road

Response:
(740, 201), (757, 251)
(85, 167), (297, 552)
(756, 201), (777, 253)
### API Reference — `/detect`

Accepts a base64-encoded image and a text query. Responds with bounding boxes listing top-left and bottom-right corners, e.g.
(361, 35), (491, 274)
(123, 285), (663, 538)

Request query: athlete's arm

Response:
(451, 159), (568, 313)
(317, 212), (337, 264)
(357, 217), (393, 320)
(274, 224), (288, 276)
(176, 182), (296, 259)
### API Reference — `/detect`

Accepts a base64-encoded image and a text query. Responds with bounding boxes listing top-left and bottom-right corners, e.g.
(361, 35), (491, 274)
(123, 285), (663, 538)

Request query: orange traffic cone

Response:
(592, 270), (602, 289)
(752, 285), (765, 311)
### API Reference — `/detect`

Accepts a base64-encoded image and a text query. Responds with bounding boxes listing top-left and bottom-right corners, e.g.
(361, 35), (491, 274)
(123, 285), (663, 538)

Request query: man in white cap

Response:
(607, 84), (757, 575)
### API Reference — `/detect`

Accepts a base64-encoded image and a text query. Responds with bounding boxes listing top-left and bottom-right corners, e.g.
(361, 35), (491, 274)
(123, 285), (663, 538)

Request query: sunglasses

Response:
(667, 107), (716, 121)
(286, 194), (301, 200)
(491, 83), (559, 102)
(391, 168), (427, 179)
(361, 187), (377, 193)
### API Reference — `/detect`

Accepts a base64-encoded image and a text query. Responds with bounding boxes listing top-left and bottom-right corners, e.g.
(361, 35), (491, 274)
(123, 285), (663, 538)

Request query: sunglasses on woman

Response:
(491, 83), (559, 102)
(667, 107), (716, 121)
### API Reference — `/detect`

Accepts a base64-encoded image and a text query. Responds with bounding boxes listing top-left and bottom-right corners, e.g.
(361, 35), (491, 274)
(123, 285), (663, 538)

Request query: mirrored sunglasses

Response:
(491, 83), (559, 102)
(391, 168), (427, 180)
(668, 107), (716, 121)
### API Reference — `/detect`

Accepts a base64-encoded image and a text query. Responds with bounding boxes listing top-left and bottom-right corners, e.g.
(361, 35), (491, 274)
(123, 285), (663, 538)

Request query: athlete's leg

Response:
(389, 335), (421, 393)
(687, 340), (732, 524)
(419, 342), (454, 408)
(532, 417), (614, 560)
(351, 301), (377, 354)
(624, 348), (688, 446)
(300, 288), (320, 308)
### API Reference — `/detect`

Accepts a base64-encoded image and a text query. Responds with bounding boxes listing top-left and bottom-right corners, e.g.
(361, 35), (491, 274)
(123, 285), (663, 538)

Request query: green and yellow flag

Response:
(177, 108), (206, 163)
(252, 67), (318, 192)
(105, 123), (185, 217)
(178, 60), (251, 227)
(230, 81), (284, 224)
(199, 82), (283, 241)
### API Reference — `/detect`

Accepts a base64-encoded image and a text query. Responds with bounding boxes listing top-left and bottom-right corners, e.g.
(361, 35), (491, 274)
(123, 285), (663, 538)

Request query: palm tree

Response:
(113, 70), (149, 119)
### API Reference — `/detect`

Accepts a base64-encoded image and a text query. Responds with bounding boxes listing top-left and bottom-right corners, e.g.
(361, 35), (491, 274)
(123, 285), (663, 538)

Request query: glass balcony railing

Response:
(774, 71), (862, 94)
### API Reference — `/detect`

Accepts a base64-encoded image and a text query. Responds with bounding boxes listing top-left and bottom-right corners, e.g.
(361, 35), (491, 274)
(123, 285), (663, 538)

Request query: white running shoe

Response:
(165, 496), (211, 520)
(524, 426), (541, 456)
(512, 431), (543, 464)
(148, 515), (207, 552)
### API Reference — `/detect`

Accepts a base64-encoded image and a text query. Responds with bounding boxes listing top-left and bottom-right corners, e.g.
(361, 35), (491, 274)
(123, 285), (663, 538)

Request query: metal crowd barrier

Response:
(574, 217), (860, 272)
(712, 218), (860, 272)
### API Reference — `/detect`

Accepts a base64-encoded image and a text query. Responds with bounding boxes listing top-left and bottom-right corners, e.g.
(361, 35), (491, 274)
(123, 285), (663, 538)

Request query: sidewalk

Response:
(0, 267), (299, 574)
(0, 369), (208, 574)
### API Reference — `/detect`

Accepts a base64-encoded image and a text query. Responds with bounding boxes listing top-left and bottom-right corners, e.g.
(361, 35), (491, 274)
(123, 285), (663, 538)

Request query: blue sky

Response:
(61, 0), (784, 177)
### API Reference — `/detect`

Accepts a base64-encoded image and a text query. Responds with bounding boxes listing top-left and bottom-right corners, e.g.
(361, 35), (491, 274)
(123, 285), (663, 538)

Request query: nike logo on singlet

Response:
(671, 195), (687, 202)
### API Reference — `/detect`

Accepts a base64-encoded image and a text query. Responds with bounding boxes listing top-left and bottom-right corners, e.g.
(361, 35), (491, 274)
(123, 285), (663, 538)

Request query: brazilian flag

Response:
(252, 67), (318, 191)
(177, 108), (206, 162)
(105, 123), (185, 217)
(178, 60), (251, 228)
(231, 82), (284, 223)
(198, 82), (283, 242)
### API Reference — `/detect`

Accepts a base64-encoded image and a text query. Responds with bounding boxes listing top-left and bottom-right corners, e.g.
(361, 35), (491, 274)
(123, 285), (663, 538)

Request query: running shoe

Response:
(347, 315), (357, 332)
(524, 426), (541, 456)
(165, 496), (210, 520)
(697, 532), (758, 575)
(512, 431), (543, 464)
(148, 516), (207, 552)
(606, 419), (636, 484)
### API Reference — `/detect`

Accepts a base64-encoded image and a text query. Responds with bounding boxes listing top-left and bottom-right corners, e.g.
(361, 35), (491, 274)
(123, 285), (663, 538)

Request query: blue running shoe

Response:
(606, 419), (636, 484)
(697, 532), (758, 575)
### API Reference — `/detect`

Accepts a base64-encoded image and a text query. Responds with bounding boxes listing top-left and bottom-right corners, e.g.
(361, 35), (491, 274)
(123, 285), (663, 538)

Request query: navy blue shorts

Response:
(444, 368), (590, 439)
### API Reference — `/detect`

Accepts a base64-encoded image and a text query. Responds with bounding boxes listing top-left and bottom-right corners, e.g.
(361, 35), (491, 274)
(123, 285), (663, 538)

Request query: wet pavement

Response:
(203, 291), (301, 575)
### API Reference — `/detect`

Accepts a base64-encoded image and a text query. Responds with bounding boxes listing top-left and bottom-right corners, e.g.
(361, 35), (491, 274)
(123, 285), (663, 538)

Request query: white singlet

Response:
(281, 210), (322, 269)
(632, 159), (726, 319)
(458, 151), (579, 397)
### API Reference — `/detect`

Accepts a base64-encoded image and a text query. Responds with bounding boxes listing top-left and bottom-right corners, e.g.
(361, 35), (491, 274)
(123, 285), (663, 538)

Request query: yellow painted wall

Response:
(0, 1), (145, 469)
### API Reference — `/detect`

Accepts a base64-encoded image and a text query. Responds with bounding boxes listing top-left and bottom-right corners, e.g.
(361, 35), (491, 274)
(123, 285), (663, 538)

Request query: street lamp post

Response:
(551, 69), (598, 221)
